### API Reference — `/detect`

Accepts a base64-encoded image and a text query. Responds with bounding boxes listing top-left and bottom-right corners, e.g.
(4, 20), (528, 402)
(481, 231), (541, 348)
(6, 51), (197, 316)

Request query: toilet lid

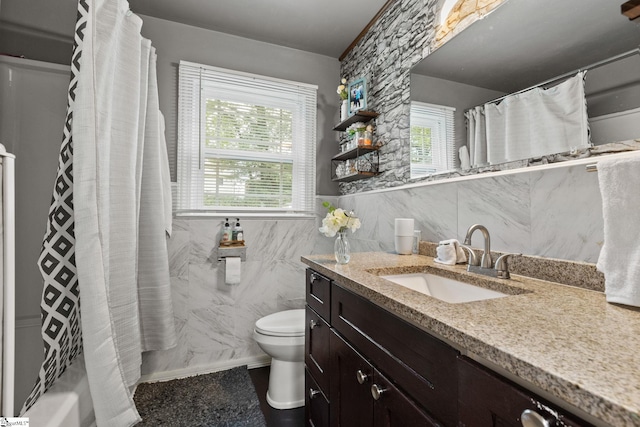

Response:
(255, 309), (305, 337)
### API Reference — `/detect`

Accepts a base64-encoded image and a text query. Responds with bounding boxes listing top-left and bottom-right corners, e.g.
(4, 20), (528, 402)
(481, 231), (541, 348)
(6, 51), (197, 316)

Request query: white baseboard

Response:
(138, 354), (272, 384)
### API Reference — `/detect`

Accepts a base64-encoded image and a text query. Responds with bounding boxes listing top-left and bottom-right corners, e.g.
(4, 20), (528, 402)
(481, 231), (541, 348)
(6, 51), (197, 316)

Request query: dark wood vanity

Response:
(304, 268), (596, 427)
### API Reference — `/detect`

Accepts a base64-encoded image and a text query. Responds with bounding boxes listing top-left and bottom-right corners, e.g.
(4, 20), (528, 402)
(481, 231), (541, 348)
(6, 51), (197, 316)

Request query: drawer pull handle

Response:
(309, 388), (321, 399)
(309, 319), (320, 329)
(310, 273), (319, 283)
(371, 384), (386, 400)
(521, 409), (553, 427)
(356, 370), (369, 384)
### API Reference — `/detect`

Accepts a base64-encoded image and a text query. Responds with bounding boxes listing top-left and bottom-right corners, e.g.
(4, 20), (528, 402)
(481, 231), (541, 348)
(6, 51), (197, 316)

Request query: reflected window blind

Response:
(410, 101), (455, 178)
(177, 61), (317, 213)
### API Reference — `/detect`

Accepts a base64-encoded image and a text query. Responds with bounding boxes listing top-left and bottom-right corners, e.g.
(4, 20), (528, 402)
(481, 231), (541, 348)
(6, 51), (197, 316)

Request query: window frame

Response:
(410, 101), (456, 178)
(176, 61), (317, 216)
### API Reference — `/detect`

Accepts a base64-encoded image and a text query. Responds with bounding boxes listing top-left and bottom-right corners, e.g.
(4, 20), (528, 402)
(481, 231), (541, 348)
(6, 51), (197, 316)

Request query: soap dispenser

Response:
(233, 218), (243, 241)
(222, 218), (231, 242)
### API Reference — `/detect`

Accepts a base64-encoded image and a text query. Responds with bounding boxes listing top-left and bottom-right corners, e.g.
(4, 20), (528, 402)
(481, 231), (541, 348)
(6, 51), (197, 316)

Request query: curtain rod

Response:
(485, 47), (640, 105)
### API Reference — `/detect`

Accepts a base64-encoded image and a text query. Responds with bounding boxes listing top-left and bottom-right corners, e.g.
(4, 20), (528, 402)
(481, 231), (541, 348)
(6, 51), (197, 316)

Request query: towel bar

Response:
(586, 163), (597, 172)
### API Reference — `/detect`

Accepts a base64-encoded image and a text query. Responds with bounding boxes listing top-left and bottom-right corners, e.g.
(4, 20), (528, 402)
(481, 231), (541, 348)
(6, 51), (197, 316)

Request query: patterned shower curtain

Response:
(21, 0), (87, 413)
(22, 1), (176, 424)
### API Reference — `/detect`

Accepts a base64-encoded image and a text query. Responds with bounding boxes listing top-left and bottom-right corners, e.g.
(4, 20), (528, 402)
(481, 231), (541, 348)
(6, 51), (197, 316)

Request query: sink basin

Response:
(381, 273), (508, 304)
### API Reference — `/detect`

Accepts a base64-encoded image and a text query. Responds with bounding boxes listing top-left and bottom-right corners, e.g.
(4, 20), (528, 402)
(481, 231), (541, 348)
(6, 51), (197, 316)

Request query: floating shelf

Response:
(332, 171), (379, 182)
(333, 111), (379, 131)
(332, 146), (378, 161)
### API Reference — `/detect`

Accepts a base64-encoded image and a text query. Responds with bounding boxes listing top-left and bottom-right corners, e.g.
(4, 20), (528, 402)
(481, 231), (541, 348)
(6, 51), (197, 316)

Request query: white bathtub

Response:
(23, 357), (96, 427)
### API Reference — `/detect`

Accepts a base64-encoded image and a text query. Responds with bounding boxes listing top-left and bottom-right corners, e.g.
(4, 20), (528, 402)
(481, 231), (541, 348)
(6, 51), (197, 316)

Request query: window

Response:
(410, 101), (455, 178)
(177, 61), (317, 214)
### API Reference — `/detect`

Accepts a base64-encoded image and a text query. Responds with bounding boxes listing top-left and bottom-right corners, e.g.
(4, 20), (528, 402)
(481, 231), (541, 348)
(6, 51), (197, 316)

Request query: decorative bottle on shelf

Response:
(334, 230), (351, 264)
(341, 99), (349, 122)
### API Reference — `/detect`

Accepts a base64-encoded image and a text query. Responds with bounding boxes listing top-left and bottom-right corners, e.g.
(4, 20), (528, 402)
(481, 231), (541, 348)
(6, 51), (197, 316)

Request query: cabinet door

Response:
(332, 283), (458, 426)
(372, 368), (442, 427)
(458, 357), (594, 427)
(306, 369), (330, 427)
(305, 306), (331, 395)
(330, 331), (374, 427)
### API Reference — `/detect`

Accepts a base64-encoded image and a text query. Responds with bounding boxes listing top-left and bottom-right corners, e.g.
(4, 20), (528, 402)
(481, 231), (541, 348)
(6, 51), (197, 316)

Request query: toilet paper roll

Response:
(395, 218), (414, 237)
(225, 257), (241, 285)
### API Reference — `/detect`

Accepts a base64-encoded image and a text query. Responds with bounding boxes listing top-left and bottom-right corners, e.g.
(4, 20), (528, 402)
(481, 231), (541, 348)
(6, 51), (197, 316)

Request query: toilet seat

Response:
(255, 309), (305, 337)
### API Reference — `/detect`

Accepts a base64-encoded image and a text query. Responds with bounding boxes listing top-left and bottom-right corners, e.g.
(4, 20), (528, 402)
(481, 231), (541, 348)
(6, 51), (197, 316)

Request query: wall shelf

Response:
(333, 111), (379, 131)
(332, 110), (380, 183)
(332, 146), (378, 161)
(332, 171), (379, 182)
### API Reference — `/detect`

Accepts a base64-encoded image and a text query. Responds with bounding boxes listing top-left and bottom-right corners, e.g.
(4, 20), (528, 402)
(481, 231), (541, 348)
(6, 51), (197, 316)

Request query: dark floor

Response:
(249, 366), (305, 427)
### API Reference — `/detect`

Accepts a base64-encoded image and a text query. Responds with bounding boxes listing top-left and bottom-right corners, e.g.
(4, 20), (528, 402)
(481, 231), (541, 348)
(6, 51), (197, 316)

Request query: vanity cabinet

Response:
(458, 356), (594, 427)
(331, 283), (458, 426)
(330, 330), (440, 427)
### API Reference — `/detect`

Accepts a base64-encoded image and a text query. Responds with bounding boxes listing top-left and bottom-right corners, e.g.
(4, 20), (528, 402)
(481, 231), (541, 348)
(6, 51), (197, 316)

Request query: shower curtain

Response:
(22, 0), (176, 425)
(465, 71), (590, 167)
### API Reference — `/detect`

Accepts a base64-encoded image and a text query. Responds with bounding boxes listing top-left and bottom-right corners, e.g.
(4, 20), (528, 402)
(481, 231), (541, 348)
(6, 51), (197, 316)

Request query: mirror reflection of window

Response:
(410, 102), (455, 178)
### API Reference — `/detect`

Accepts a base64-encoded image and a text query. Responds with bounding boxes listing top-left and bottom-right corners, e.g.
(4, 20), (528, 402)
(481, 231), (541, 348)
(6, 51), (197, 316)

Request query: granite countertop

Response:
(301, 252), (640, 427)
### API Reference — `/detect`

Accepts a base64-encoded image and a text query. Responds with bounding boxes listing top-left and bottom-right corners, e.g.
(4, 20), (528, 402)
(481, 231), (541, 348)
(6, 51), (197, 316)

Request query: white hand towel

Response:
(435, 244), (457, 265)
(438, 239), (467, 264)
(596, 155), (640, 307)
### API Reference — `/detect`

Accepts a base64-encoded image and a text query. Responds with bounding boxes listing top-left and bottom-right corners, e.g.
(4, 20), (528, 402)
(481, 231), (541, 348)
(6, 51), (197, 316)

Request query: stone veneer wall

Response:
(339, 0), (437, 194)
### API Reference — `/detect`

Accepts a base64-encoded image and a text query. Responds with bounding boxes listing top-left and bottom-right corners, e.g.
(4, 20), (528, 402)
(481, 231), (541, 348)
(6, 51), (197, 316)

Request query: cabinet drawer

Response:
(305, 306), (331, 396)
(331, 283), (458, 426)
(458, 356), (594, 427)
(306, 269), (331, 320)
(306, 368), (330, 427)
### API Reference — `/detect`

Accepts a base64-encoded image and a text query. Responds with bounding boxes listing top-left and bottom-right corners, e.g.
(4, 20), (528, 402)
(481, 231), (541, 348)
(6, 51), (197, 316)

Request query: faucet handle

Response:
(495, 253), (521, 279)
(459, 244), (479, 266)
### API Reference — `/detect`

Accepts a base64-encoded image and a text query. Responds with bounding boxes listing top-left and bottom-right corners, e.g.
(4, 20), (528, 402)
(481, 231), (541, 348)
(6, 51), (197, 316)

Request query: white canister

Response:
(394, 218), (414, 236)
(395, 235), (414, 255)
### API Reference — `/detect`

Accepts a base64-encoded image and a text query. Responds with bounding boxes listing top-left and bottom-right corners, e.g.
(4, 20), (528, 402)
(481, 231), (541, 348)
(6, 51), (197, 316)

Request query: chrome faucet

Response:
(462, 224), (520, 279)
(463, 224), (492, 268)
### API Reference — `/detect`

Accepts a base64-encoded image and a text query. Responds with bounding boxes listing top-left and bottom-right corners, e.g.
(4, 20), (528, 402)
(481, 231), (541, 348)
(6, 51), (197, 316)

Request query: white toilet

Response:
(253, 309), (306, 409)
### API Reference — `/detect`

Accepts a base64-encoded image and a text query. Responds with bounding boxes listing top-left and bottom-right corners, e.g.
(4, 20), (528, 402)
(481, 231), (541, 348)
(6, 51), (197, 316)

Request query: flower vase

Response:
(334, 230), (351, 264)
(340, 99), (349, 122)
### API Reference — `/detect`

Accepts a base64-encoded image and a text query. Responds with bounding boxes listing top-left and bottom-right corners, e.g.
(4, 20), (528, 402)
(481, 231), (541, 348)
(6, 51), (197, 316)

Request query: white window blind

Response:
(410, 101), (455, 178)
(177, 61), (317, 214)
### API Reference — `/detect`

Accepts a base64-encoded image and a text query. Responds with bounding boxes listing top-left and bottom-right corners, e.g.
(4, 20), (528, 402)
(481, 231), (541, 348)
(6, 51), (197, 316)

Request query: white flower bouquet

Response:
(337, 78), (348, 100)
(319, 201), (361, 237)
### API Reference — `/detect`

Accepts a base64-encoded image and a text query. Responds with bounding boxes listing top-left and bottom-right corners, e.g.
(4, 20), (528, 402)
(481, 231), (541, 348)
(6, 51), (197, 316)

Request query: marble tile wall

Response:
(142, 163), (602, 378)
(340, 162), (604, 264)
(141, 206), (334, 376)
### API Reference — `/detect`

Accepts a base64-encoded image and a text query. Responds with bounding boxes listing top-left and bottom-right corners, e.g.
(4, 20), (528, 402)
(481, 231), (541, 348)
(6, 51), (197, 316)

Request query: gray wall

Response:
(138, 15), (340, 195)
(0, 0), (76, 65)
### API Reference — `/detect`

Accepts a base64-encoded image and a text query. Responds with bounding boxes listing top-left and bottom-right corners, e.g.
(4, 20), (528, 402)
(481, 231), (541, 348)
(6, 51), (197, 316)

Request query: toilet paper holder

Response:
(217, 245), (247, 262)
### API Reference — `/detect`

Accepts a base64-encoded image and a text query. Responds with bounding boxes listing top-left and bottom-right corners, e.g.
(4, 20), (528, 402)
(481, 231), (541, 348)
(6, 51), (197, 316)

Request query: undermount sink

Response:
(381, 273), (508, 304)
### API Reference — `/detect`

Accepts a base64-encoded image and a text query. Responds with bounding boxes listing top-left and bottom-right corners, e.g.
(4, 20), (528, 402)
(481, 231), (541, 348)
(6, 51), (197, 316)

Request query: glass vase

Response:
(334, 230), (351, 264)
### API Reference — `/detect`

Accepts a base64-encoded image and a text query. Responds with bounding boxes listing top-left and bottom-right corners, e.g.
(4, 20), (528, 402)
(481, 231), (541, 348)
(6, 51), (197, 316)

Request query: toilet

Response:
(253, 309), (306, 409)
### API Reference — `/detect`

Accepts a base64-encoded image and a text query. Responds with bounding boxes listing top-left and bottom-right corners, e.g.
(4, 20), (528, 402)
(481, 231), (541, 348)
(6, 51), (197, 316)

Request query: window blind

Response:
(410, 101), (455, 178)
(177, 61), (317, 214)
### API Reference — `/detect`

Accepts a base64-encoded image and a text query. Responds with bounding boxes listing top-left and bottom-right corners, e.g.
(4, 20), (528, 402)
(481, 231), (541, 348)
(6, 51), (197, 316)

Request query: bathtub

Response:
(23, 357), (96, 427)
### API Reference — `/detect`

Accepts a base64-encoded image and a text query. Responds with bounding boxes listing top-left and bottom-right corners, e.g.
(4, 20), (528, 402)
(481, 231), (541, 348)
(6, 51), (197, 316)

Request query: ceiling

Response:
(412, 0), (640, 93)
(128, 0), (389, 58)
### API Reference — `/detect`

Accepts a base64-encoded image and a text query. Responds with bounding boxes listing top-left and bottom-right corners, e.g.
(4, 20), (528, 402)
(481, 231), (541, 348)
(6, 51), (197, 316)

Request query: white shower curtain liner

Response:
(22, 0), (175, 424)
(72, 0), (176, 425)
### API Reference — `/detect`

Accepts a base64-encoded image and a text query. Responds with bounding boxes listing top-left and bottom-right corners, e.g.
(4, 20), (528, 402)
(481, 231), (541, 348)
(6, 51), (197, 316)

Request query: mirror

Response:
(410, 0), (640, 177)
